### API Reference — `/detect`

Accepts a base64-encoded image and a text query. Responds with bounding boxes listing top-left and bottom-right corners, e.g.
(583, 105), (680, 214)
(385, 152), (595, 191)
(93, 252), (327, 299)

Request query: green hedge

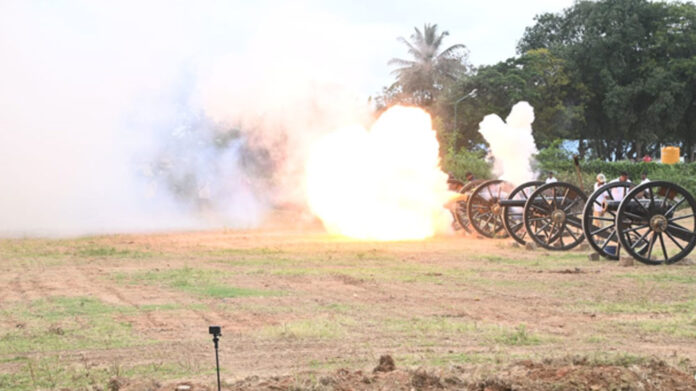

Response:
(538, 159), (696, 196)
(442, 140), (695, 195)
(533, 140), (696, 195)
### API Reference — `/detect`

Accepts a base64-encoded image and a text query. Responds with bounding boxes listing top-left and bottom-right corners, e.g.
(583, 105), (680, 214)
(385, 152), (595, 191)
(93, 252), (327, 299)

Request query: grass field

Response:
(1, 218), (696, 390)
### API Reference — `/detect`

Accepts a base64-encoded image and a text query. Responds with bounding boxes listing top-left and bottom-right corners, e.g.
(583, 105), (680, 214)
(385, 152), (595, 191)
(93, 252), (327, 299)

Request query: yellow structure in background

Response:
(661, 146), (680, 164)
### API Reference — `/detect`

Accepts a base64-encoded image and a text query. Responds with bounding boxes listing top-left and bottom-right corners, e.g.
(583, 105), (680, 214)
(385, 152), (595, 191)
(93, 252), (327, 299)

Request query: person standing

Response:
(593, 174), (608, 225)
(640, 172), (650, 184)
(609, 171), (631, 200)
(594, 173), (606, 191)
(545, 171), (558, 184)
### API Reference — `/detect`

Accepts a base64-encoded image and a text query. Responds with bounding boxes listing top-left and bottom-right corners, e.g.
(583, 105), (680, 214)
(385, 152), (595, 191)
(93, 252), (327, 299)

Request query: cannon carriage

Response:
(451, 176), (696, 265)
(582, 181), (696, 264)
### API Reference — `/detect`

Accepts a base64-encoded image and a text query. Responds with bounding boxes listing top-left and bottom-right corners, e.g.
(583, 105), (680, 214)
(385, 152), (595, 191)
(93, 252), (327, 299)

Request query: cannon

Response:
(519, 181), (588, 250)
(454, 179), (584, 245)
(498, 181), (544, 245)
(450, 175), (696, 265)
(466, 180), (514, 238)
(582, 180), (696, 264)
(455, 179), (583, 248)
(452, 179), (530, 239)
(450, 179), (485, 234)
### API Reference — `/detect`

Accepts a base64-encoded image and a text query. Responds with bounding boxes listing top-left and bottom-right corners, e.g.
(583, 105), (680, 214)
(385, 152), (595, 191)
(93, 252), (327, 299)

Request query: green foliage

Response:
(533, 139), (573, 167)
(518, 0), (696, 160)
(534, 139), (696, 194)
(419, 0), (696, 161)
(384, 23), (470, 108)
(442, 49), (585, 151)
(441, 147), (492, 181)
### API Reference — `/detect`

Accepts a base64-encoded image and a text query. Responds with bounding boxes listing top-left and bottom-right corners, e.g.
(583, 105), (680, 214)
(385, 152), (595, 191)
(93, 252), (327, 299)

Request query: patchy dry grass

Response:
(1, 229), (695, 390)
(255, 316), (357, 340)
(0, 354), (208, 391)
(0, 297), (144, 355)
(113, 267), (282, 298)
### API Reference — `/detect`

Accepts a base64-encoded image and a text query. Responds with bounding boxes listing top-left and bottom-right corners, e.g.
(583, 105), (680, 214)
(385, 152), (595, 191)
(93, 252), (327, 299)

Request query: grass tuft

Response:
(493, 324), (542, 346)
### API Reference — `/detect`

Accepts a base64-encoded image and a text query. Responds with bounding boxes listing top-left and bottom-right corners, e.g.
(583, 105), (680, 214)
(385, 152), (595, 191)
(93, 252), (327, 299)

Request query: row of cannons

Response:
(451, 179), (696, 265)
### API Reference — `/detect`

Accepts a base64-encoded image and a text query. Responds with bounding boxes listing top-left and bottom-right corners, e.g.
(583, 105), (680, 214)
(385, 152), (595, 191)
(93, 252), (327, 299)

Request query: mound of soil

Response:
(220, 357), (696, 391)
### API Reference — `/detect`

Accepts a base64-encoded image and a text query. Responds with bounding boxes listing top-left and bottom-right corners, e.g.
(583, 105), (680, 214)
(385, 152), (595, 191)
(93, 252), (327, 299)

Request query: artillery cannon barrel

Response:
(499, 196), (571, 208)
(604, 199), (650, 211)
(498, 199), (526, 207)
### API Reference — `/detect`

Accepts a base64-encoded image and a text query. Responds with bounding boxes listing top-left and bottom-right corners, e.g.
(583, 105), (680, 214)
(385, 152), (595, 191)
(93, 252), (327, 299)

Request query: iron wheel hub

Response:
(650, 215), (668, 233)
(551, 209), (566, 224)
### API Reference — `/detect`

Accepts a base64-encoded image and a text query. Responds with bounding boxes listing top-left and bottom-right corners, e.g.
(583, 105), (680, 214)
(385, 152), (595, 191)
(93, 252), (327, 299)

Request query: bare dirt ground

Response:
(1, 210), (696, 390)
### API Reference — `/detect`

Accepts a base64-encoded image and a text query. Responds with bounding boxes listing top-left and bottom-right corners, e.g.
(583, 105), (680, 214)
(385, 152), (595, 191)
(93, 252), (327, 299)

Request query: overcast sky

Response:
(309, 0), (578, 93)
(1, 0), (577, 98)
(312, 0), (577, 64)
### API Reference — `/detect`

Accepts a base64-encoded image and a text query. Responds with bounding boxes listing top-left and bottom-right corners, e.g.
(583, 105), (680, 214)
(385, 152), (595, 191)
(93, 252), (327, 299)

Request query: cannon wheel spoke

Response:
(582, 181), (634, 260)
(502, 181), (543, 245)
(616, 181), (696, 265)
(525, 182), (586, 250)
(467, 180), (511, 239)
(658, 232), (669, 262)
(664, 230), (685, 251)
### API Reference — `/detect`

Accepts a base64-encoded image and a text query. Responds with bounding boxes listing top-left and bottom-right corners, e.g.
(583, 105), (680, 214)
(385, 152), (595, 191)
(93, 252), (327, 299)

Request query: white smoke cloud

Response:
(0, 1), (387, 237)
(478, 101), (538, 185)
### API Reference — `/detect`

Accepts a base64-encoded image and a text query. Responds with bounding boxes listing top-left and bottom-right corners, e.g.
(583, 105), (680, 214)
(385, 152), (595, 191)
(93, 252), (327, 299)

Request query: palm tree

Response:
(389, 24), (469, 106)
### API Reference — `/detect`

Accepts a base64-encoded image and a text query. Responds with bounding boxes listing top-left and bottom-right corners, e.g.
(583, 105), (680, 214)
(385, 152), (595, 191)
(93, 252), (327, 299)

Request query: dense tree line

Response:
(381, 0), (696, 162)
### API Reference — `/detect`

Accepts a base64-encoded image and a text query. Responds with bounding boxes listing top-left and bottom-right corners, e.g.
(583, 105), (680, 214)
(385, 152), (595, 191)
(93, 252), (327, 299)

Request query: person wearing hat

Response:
(593, 173), (608, 226)
(594, 173), (606, 191)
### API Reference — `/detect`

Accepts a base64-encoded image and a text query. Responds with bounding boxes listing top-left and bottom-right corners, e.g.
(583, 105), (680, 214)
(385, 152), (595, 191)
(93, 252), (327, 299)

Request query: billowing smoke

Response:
(478, 102), (538, 185)
(0, 2), (388, 237)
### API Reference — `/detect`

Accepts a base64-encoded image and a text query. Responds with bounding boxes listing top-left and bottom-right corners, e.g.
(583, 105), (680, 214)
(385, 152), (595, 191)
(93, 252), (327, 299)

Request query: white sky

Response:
(308, 0), (578, 94)
(1, 0), (577, 96)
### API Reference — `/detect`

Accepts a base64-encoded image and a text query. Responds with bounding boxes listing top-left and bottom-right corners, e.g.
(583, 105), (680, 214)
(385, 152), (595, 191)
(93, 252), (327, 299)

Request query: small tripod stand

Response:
(209, 326), (222, 391)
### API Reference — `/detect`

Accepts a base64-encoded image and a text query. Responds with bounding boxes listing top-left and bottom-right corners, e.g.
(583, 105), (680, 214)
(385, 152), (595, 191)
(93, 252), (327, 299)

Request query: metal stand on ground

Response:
(209, 326), (222, 391)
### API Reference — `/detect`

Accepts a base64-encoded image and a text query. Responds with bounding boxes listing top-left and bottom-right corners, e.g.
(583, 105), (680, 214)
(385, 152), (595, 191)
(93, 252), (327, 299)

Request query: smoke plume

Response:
(478, 102), (538, 185)
(0, 2), (385, 237)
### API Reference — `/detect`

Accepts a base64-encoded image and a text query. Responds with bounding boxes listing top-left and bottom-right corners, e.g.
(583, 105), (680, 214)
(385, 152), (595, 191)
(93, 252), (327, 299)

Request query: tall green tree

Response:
(385, 24), (470, 108)
(518, 0), (696, 160)
(442, 48), (586, 151)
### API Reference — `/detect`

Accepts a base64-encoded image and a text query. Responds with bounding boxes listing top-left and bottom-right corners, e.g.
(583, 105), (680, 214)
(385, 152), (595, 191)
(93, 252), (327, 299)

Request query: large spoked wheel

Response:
(502, 181), (544, 245)
(616, 181), (696, 265)
(453, 180), (485, 234)
(467, 180), (513, 238)
(523, 182), (587, 250)
(582, 182), (635, 260)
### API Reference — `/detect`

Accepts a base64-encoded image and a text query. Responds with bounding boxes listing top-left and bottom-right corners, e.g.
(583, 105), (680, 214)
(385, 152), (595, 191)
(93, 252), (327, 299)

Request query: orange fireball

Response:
(305, 106), (453, 240)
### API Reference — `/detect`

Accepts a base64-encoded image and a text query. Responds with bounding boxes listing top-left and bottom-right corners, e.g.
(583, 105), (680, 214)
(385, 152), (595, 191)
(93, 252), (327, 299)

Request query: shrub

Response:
(442, 147), (492, 181)
(535, 141), (696, 195)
